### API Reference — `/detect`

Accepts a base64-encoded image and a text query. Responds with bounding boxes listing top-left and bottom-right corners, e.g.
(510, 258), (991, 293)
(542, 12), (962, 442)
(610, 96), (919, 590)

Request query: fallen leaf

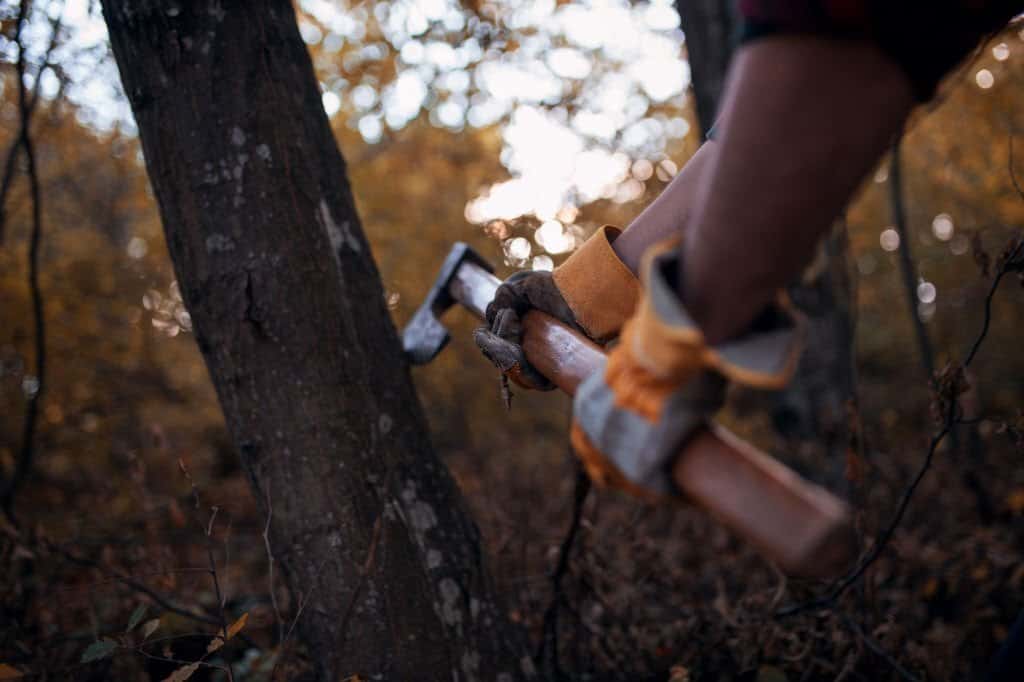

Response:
(81, 639), (118, 663)
(162, 661), (200, 682)
(127, 604), (148, 632)
(207, 612), (249, 653)
(141, 618), (161, 640)
(225, 612), (248, 640)
(206, 637), (224, 654)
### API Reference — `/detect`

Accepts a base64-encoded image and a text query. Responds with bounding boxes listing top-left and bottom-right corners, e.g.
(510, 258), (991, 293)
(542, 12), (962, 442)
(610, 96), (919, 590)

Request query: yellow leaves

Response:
(162, 614), (247, 682)
(225, 611), (249, 639)
(206, 612), (248, 654)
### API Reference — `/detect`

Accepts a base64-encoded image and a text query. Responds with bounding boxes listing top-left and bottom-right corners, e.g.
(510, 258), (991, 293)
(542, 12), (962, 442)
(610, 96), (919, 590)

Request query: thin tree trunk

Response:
(675, 0), (738, 136)
(100, 2), (532, 679)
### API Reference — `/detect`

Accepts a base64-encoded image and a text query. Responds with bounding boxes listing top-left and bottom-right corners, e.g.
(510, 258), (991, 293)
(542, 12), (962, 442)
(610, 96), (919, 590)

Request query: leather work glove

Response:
(474, 225), (641, 391)
(571, 240), (804, 500)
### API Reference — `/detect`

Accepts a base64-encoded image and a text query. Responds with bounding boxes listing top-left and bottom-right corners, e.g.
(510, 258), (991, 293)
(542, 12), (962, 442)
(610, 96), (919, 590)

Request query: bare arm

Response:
(612, 140), (717, 273)
(682, 36), (915, 343)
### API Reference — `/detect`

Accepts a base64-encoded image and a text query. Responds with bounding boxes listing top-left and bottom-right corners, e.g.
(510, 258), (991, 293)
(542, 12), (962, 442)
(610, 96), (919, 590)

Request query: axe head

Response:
(402, 242), (494, 364)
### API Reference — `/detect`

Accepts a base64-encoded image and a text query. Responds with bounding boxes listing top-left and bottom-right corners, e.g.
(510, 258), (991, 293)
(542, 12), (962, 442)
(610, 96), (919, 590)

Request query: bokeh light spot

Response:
(532, 255), (554, 271)
(917, 280), (937, 304)
(321, 91), (341, 116)
(931, 213), (954, 241)
(880, 228), (900, 252)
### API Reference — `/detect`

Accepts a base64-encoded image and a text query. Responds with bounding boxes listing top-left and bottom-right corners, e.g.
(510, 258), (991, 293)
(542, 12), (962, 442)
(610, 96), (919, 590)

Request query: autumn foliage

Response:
(2, 2), (1024, 680)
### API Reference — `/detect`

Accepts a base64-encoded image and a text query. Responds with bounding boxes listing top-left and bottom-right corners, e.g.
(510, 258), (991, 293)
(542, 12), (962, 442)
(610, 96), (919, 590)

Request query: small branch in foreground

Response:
(537, 462), (591, 679)
(262, 480), (285, 644)
(179, 459), (234, 682)
(839, 612), (921, 682)
(53, 544), (221, 628)
(779, 234), (1024, 617)
(0, 3), (63, 245)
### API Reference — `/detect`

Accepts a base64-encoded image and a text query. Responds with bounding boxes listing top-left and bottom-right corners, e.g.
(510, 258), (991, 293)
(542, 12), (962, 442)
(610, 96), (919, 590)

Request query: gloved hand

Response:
(571, 240), (803, 500)
(474, 225), (640, 391)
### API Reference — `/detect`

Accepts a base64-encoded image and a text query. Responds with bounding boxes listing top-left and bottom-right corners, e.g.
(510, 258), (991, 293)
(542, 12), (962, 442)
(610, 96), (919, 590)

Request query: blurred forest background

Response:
(2, 0), (1024, 680)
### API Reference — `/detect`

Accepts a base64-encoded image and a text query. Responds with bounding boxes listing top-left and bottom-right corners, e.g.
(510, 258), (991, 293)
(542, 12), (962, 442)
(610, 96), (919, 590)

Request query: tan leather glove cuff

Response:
(551, 226), (640, 343)
(631, 239), (805, 389)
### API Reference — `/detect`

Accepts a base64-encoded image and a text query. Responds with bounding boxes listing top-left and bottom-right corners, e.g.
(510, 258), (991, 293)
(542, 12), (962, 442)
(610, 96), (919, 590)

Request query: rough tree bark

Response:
(100, 2), (532, 679)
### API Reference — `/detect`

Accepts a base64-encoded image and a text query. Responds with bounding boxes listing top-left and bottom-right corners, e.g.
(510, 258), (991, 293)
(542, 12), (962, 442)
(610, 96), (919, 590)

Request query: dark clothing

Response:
(738, 0), (1023, 98)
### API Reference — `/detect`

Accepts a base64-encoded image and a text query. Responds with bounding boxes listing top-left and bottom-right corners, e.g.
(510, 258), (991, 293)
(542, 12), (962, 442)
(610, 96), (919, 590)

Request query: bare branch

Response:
(537, 462), (590, 679)
(1, 0), (51, 518)
(778, 233), (1024, 617)
(262, 480), (285, 644)
(0, 3), (64, 245)
(53, 544), (222, 628)
(839, 612), (921, 682)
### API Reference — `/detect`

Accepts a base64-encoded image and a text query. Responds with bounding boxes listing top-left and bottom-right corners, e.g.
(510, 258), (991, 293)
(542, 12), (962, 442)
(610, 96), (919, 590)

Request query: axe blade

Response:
(402, 242), (494, 364)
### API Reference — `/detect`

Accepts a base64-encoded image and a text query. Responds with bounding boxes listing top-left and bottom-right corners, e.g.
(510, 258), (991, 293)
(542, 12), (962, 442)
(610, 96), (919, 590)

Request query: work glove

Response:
(571, 240), (803, 500)
(474, 225), (640, 391)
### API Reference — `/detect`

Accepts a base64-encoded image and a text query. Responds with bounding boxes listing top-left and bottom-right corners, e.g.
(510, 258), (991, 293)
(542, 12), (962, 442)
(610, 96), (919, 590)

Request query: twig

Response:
(262, 480), (285, 644)
(839, 612), (921, 682)
(0, 3), (63, 245)
(779, 233), (1024, 617)
(268, 555), (333, 678)
(132, 646), (232, 678)
(53, 544), (222, 627)
(537, 463), (591, 679)
(1009, 133), (1024, 202)
(337, 515), (383, 651)
(2, 0), (49, 518)
(179, 459), (234, 682)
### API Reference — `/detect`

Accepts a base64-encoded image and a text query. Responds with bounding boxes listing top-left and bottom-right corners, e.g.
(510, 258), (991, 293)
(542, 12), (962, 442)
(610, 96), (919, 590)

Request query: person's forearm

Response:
(682, 37), (915, 344)
(612, 139), (717, 274)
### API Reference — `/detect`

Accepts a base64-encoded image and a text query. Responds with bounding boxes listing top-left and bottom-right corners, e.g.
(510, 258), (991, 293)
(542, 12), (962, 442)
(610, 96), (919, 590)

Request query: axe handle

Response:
(451, 262), (855, 578)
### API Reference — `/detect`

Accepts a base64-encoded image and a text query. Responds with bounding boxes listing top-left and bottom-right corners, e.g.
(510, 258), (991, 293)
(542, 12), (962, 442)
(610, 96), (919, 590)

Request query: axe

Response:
(403, 242), (855, 578)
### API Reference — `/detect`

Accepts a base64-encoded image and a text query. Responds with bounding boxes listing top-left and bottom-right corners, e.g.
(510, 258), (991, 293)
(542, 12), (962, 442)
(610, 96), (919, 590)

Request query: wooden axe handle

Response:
(452, 262), (855, 578)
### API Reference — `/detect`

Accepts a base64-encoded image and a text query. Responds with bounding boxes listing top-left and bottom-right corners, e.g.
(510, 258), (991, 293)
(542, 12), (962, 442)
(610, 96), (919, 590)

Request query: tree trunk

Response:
(100, 2), (532, 679)
(775, 225), (858, 487)
(674, 0), (738, 136)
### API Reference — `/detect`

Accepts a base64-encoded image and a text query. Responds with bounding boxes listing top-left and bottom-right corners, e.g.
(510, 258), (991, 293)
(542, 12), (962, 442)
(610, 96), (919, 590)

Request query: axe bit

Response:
(403, 242), (856, 578)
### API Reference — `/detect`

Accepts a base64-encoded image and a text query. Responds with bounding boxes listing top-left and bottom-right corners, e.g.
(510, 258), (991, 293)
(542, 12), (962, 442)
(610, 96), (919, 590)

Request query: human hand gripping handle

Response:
(474, 226), (640, 391)
(447, 250), (854, 576)
(572, 239), (804, 499)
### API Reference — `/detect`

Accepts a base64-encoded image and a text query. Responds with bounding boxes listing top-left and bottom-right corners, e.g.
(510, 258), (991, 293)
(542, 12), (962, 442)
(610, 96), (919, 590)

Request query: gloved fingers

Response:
(472, 325), (554, 391)
(485, 277), (530, 326)
(486, 271), (582, 333)
(490, 306), (524, 345)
